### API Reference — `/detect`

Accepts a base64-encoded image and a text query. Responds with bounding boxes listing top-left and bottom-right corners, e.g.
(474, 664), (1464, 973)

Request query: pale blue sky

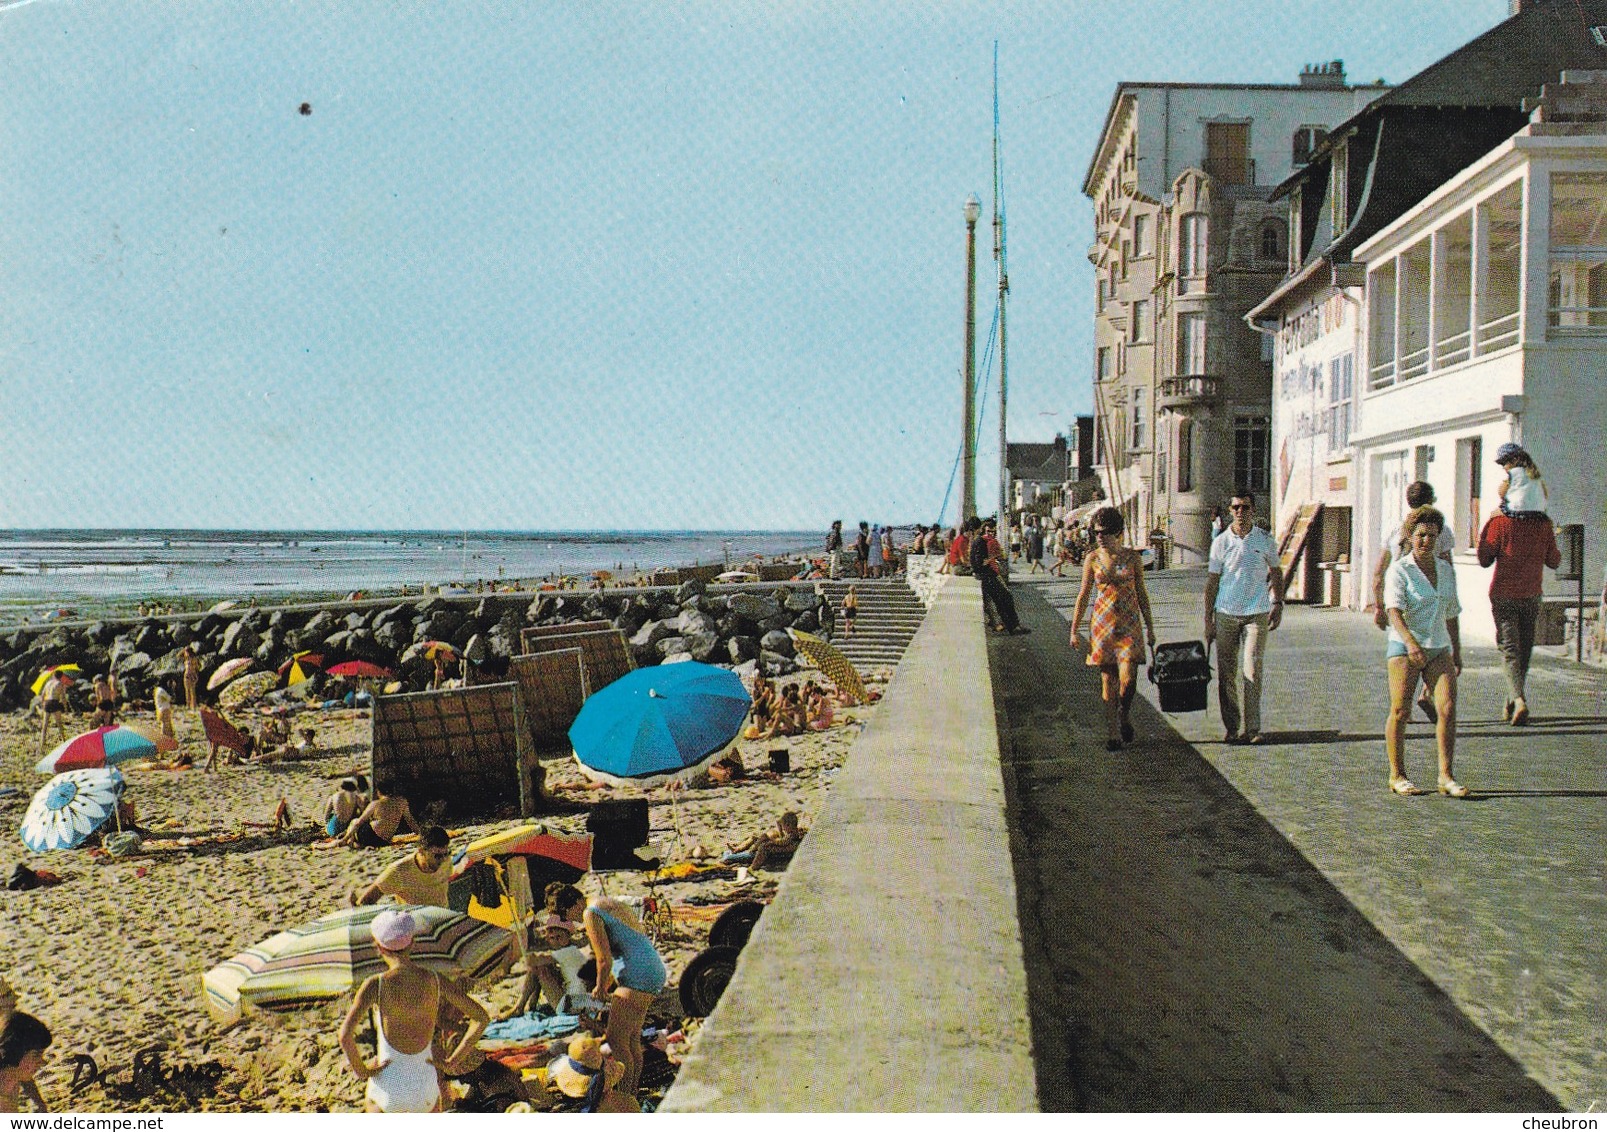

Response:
(0, 1), (1506, 530)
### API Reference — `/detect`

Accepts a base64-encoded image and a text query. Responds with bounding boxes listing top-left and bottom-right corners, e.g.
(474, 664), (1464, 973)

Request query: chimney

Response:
(1298, 60), (1347, 89)
(1509, 0), (1524, 15)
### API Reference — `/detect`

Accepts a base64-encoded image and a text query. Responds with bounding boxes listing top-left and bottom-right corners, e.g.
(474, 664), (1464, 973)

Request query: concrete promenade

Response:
(997, 568), (1604, 1111)
(662, 579), (1037, 1111)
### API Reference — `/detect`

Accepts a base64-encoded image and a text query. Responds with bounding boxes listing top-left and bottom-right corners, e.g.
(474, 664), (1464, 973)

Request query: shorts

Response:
(44, 702), (64, 714)
(1386, 642), (1451, 663)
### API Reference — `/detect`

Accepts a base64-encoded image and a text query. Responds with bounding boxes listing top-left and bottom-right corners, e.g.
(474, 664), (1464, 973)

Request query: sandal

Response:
(1438, 778), (1469, 798)
(1511, 701), (1530, 726)
(1389, 777), (1424, 796)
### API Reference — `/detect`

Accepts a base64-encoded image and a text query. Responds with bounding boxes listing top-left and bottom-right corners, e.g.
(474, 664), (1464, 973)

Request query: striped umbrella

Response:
(787, 629), (869, 705)
(207, 657), (254, 691)
(36, 725), (171, 774)
(201, 904), (515, 1027)
(20, 769), (123, 852)
(277, 651), (323, 685)
(30, 664), (81, 695)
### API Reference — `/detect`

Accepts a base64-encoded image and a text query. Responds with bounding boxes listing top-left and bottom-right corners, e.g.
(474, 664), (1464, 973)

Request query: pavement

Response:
(991, 565), (1605, 1111)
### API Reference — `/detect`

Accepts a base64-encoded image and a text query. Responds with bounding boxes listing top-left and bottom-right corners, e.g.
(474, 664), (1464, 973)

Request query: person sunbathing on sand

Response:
(0, 983), (47, 1113)
(724, 810), (806, 870)
(341, 788), (423, 849)
(324, 778), (365, 837)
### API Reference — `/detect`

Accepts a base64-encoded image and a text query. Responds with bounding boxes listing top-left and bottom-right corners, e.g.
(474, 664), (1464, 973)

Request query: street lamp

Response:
(962, 194), (981, 522)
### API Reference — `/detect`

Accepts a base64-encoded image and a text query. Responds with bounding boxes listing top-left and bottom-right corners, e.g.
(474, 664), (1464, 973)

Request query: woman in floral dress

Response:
(1069, 507), (1157, 751)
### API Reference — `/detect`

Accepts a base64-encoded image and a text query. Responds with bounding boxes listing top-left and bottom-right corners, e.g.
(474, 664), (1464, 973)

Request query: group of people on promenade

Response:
(824, 520), (898, 579)
(1059, 442), (1561, 795)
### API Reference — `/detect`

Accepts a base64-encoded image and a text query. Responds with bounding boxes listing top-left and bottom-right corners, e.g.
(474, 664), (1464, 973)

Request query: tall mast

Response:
(993, 44), (1010, 529)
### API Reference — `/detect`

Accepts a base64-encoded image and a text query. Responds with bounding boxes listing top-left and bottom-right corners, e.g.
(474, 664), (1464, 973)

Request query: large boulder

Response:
(301, 611), (338, 644)
(656, 636), (691, 660)
(684, 628), (722, 663)
(372, 603), (410, 631)
(675, 609), (719, 638)
(784, 589), (819, 613)
(133, 621), (171, 656)
(791, 609), (820, 633)
(630, 620), (675, 650)
(373, 620), (411, 653)
(168, 623), (198, 649)
(760, 630), (795, 658)
(219, 621), (261, 659)
(114, 651), (153, 679)
(727, 636), (759, 664)
(485, 622), (520, 660)
(760, 649), (798, 677)
(414, 596), (448, 616)
(674, 579), (706, 604)
(462, 634), (490, 665)
(344, 611), (370, 631)
(417, 608), (466, 643)
(728, 593), (779, 621)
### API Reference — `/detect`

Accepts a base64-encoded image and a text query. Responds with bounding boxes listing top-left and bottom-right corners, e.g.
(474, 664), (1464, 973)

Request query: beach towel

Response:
(482, 1013), (580, 1043)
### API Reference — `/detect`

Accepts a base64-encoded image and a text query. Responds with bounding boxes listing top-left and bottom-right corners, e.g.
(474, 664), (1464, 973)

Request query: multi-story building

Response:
(1249, 1), (1607, 638)
(1083, 66), (1384, 564)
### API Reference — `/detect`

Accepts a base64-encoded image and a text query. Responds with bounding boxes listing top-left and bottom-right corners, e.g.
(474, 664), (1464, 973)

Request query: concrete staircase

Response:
(815, 578), (927, 670)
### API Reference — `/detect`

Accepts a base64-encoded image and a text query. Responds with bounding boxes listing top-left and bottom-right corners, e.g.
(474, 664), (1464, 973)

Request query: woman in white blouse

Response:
(1383, 506), (1468, 798)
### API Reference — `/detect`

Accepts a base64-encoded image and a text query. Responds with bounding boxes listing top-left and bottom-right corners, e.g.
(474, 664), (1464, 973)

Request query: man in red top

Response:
(1476, 460), (1560, 726)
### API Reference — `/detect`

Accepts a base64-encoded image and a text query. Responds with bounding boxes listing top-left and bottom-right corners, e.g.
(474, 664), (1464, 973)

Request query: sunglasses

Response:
(1229, 503), (1252, 511)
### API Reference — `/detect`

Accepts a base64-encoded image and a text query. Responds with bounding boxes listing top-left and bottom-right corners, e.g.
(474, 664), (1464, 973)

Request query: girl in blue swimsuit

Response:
(547, 884), (666, 1097)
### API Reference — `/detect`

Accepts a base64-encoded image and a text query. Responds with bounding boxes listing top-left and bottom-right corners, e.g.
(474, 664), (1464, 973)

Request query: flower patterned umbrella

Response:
(218, 671), (277, 710)
(20, 768), (123, 852)
(207, 657), (254, 691)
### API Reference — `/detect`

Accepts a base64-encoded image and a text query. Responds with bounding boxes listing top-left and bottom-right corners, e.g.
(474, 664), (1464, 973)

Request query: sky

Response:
(0, 0), (1511, 531)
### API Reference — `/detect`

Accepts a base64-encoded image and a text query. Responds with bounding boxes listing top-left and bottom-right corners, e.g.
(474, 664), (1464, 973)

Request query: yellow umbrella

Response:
(787, 629), (869, 705)
(31, 664), (81, 695)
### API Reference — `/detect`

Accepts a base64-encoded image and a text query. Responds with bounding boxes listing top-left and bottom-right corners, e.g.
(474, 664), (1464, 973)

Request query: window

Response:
(1096, 346), (1112, 383)
(1234, 415), (1269, 494)
(1326, 353), (1354, 453)
(1260, 222), (1285, 262)
(1292, 125), (1327, 166)
(1180, 313), (1207, 373)
(1096, 275), (1106, 309)
(1330, 141), (1349, 234)
(1133, 214), (1150, 257)
(1129, 300), (1150, 343)
(1549, 171), (1607, 333)
(1155, 419), (1168, 493)
(1204, 121), (1251, 185)
(1120, 240), (1131, 280)
(1455, 436), (1483, 549)
(1177, 418), (1194, 492)
(1179, 214), (1207, 292)
(1130, 387), (1147, 450)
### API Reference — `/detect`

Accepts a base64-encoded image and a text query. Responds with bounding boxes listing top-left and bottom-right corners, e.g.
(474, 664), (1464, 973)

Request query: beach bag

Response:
(1148, 640), (1212, 713)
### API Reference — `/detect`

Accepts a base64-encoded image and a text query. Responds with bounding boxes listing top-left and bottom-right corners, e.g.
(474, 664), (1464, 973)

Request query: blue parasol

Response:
(20, 768), (123, 852)
(568, 662), (751, 787)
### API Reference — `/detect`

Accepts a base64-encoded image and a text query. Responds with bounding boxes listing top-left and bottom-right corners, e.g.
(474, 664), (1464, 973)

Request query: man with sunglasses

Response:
(1204, 494), (1283, 745)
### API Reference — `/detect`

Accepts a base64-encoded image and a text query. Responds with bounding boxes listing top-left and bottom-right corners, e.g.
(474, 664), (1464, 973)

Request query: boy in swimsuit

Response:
(36, 673), (71, 756)
(339, 909), (489, 1112)
(340, 788), (422, 848)
(91, 674), (116, 728)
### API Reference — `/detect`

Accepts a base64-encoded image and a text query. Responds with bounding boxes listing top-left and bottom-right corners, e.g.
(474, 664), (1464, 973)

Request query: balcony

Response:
(1158, 374), (1222, 410)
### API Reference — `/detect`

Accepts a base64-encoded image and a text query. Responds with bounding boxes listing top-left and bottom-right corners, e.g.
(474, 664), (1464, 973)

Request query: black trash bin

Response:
(1148, 640), (1211, 713)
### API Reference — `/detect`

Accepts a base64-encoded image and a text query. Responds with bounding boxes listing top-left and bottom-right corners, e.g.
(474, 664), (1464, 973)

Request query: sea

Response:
(0, 529), (820, 617)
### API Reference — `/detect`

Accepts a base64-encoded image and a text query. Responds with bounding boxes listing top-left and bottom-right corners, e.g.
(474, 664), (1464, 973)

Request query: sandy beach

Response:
(0, 671), (879, 1112)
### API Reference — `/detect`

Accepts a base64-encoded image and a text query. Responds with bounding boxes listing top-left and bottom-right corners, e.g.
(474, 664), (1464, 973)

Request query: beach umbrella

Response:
(29, 664), (81, 696)
(36, 725), (169, 774)
(200, 904), (515, 1027)
(206, 657), (254, 691)
(787, 629), (870, 705)
(218, 671), (278, 709)
(417, 641), (458, 660)
(324, 660), (393, 680)
(568, 661), (751, 787)
(20, 769), (123, 852)
(277, 651), (323, 685)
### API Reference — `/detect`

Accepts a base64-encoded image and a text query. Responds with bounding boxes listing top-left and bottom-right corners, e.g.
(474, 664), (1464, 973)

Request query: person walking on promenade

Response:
(868, 524), (885, 578)
(1477, 444), (1560, 726)
(854, 522), (871, 579)
(1027, 516), (1046, 574)
(1383, 506), (1468, 797)
(826, 520), (845, 580)
(339, 909), (489, 1112)
(968, 517), (1026, 634)
(1372, 480), (1455, 722)
(1070, 507), (1156, 751)
(1204, 492), (1283, 746)
(182, 643), (201, 711)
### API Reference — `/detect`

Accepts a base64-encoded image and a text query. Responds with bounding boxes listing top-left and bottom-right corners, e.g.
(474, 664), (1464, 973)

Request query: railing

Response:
(1477, 311), (1520, 352)
(1369, 358), (1397, 390)
(1548, 305), (1607, 334)
(1158, 374), (1221, 409)
(1433, 328), (1471, 369)
(1398, 344), (1431, 383)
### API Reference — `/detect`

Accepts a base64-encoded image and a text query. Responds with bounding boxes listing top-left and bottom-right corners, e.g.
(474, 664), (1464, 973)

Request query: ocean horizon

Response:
(0, 528), (823, 610)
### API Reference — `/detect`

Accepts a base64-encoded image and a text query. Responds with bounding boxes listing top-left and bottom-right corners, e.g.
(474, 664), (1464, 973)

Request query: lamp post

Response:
(962, 194), (980, 522)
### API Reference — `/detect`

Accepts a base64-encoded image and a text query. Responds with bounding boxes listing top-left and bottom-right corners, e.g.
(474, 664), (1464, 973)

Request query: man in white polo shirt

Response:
(1204, 493), (1284, 745)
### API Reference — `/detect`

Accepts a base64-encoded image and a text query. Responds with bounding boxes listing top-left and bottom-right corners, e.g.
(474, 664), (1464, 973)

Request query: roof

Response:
(1006, 440), (1069, 483)
(1275, 0), (1607, 197)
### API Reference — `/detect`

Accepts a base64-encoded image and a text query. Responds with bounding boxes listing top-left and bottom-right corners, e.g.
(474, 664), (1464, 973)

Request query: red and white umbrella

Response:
(36, 726), (175, 774)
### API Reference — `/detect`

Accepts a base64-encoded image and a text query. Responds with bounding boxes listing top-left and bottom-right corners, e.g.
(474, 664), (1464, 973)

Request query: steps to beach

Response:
(814, 578), (927, 671)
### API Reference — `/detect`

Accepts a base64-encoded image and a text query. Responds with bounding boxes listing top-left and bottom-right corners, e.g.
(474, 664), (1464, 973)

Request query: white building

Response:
(1353, 78), (1607, 643)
